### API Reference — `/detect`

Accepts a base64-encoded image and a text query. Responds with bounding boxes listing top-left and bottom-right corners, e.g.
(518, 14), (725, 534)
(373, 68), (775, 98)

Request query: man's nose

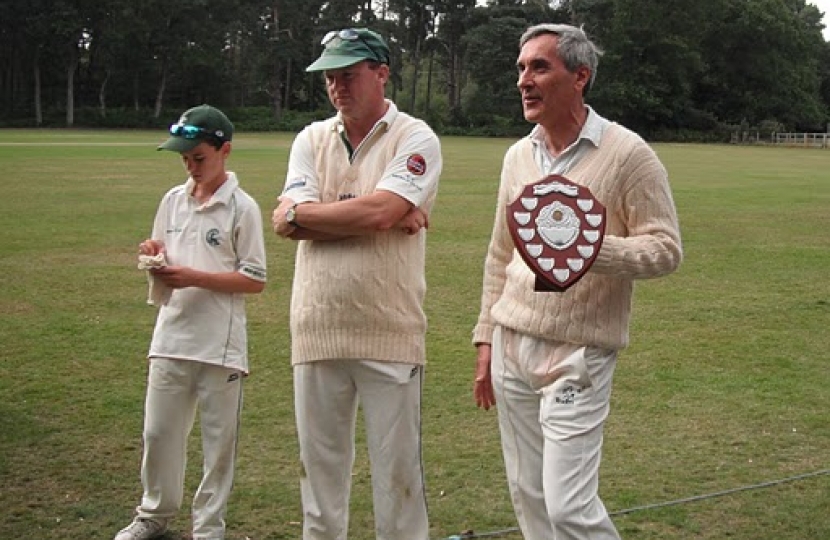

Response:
(517, 69), (531, 89)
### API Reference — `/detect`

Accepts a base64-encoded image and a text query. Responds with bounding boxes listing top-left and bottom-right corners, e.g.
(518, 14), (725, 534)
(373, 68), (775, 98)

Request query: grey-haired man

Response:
(473, 24), (682, 540)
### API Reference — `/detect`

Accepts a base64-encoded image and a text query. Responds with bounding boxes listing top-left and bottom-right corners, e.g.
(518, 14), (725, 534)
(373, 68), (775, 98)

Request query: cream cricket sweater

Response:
(473, 123), (682, 350)
(290, 114), (436, 366)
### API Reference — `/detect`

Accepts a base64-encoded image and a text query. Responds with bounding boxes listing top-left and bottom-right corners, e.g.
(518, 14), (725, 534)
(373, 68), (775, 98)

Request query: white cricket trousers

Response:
(491, 326), (621, 540)
(294, 359), (429, 540)
(136, 357), (243, 540)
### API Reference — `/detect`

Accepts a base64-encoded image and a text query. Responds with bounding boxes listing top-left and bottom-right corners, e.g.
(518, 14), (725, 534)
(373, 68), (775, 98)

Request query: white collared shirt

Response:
(148, 172), (267, 373)
(281, 100), (441, 209)
(530, 106), (609, 176)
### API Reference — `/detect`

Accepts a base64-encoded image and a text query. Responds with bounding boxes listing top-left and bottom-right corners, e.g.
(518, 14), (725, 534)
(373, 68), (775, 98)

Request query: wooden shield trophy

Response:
(506, 175), (606, 292)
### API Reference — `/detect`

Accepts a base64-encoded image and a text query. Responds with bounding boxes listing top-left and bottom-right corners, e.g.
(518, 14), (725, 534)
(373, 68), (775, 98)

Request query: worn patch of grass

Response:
(1, 130), (829, 539)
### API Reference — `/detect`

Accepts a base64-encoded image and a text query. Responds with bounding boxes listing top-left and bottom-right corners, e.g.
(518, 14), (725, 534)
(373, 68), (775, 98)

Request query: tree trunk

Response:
(409, 35), (422, 114)
(447, 43), (458, 110)
(272, 62), (283, 122)
(66, 48), (78, 127)
(455, 52), (463, 109)
(154, 60), (168, 119)
(133, 75), (140, 111)
(270, 2), (284, 122)
(33, 50), (42, 126)
(283, 58), (292, 113)
(99, 70), (110, 118)
(425, 51), (434, 116)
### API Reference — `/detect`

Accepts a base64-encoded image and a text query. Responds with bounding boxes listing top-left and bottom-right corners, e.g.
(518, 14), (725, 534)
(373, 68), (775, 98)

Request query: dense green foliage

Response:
(1, 0), (828, 138)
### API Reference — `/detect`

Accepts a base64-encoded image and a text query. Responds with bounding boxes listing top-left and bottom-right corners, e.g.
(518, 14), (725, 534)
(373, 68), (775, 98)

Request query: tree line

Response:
(1, 0), (828, 140)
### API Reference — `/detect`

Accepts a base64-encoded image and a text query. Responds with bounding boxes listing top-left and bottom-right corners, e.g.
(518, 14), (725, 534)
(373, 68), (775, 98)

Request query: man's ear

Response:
(378, 63), (391, 84)
(575, 65), (591, 94)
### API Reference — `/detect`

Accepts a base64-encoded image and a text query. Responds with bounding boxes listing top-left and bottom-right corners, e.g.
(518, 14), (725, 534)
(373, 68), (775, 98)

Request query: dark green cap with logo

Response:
(306, 28), (390, 72)
(158, 104), (234, 153)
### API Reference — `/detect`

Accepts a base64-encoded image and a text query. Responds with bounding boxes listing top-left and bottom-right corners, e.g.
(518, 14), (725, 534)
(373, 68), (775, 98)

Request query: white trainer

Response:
(113, 518), (167, 540)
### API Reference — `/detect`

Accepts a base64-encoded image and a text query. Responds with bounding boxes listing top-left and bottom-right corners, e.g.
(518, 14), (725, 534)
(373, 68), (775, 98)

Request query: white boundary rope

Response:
(443, 468), (830, 539)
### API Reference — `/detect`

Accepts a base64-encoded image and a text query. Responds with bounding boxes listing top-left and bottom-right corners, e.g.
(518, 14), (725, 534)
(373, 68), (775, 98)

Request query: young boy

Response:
(115, 104), (267, 540)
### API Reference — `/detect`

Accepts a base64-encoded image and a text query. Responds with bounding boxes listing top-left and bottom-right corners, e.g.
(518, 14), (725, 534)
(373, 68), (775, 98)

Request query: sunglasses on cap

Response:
(321, 28), (382, 63)
(169, 123), (227, 141)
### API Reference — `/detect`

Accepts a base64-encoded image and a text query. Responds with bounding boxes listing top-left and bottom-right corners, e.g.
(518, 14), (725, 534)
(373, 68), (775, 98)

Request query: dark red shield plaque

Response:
(506, 175), (606, 292)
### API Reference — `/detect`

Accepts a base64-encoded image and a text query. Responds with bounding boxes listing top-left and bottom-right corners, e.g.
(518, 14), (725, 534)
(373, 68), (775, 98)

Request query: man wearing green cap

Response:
(272, 28), (441, 540)
(114, 104), (267, 540)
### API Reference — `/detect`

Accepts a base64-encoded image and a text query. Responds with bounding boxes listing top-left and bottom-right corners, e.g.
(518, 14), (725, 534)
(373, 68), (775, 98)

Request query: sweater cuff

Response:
(592, 235), (620, 273)
(472, 324), (494, 346)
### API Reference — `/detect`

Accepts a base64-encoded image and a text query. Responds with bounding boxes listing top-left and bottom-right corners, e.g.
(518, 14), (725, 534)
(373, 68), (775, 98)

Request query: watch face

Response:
(286, 207), (296, 224)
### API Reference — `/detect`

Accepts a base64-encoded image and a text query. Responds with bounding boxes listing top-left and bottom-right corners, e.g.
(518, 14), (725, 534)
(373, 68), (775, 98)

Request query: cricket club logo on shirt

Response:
(206, 228), (222, 247)
(506, 175), (605, 292)
(406, 154), (427, 176)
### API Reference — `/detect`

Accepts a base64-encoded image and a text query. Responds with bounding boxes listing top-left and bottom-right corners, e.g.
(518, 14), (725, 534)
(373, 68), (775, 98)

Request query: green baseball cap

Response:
(158, 104), (234, 152)
(306, 28), (390, 72)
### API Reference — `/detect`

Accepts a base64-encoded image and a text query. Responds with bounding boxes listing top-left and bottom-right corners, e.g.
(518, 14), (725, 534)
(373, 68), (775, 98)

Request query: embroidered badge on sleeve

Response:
(406, 154), (427, 176)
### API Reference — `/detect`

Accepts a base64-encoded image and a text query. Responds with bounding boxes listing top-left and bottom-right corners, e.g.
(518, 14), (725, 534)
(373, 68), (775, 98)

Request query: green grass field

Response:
(1, 129), (829, 540)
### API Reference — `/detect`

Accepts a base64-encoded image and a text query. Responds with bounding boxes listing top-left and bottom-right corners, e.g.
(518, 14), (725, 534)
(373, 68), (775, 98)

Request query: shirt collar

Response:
(334, 100), (397, 160)
(530, 105), (607, 150)
(333, 99), (398, 134)
(185, 171), (238, 207)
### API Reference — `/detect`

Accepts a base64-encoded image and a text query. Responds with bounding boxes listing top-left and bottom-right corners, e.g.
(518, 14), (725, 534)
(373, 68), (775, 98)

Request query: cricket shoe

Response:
(114, 518), (167, 540)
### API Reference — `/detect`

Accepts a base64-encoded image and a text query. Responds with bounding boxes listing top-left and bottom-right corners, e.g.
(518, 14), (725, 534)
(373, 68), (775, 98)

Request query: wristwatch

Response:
(285, 202), (300, 227)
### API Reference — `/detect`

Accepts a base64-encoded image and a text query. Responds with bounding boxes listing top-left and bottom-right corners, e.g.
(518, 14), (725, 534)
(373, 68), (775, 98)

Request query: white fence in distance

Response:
(773, 132), (829, 148)
(730, 132), (829, 148)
